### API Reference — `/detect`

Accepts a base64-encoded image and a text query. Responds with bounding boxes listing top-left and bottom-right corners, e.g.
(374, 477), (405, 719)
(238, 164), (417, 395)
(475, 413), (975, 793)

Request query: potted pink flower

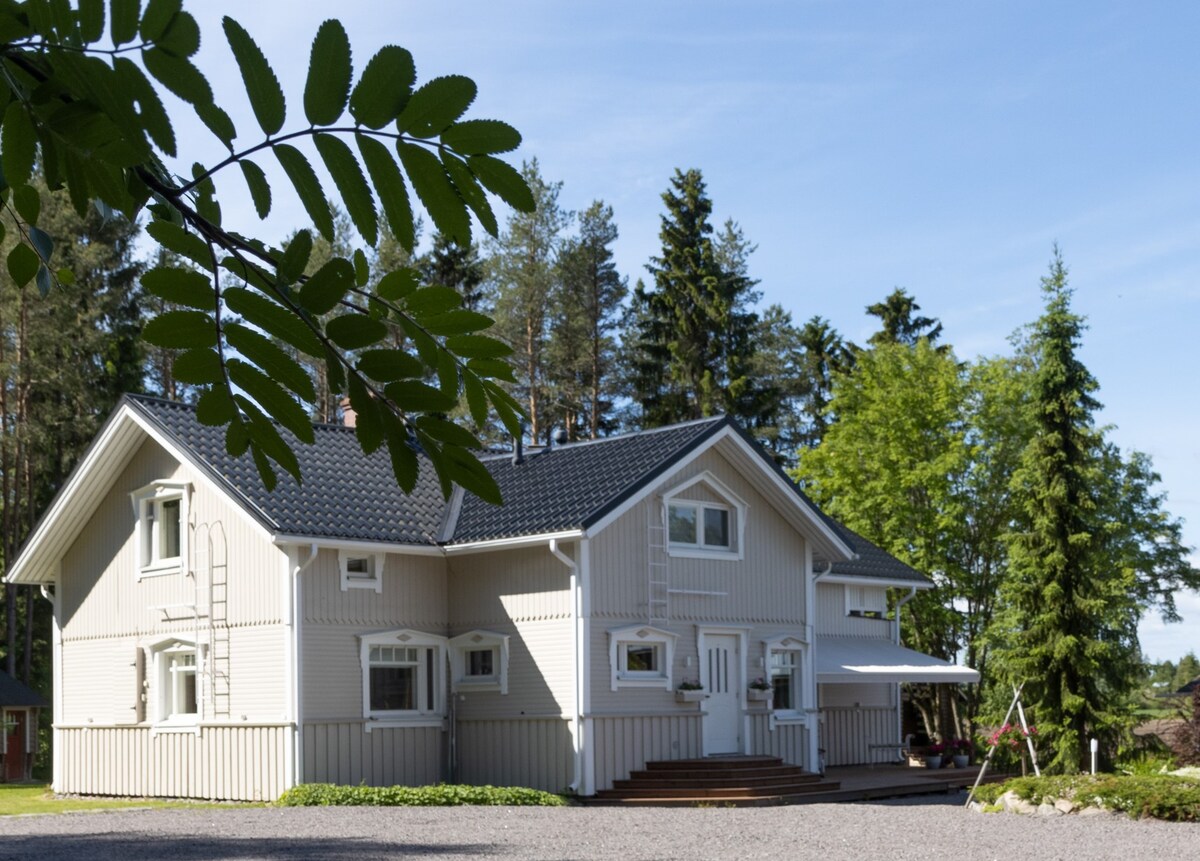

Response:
(924, 742), (945, 769)
(948, 738), (972, 767)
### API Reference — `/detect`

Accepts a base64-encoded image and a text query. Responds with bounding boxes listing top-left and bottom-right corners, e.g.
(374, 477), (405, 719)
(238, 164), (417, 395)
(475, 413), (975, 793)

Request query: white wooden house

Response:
(6, 395), (976, 799)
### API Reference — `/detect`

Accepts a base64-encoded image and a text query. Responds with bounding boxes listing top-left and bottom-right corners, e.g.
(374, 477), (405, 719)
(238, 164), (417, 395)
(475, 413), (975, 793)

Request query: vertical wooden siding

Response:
(814, 584), (893, 637)
(302, 722), (442, 786)
(455, 717), (572, 793)
(819, 706), (896, 765)
(748, 715), (810, 769)
(57, 725), (288, 800)
(591, 713), (703, 790)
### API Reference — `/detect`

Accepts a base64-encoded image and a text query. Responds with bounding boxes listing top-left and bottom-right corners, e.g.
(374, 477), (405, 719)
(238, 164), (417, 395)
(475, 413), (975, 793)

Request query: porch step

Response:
(593, 756), (841, 806)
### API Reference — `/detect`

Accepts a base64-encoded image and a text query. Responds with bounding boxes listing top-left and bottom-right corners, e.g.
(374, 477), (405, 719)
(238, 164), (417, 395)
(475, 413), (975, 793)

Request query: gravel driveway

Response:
(0, 794), (1194, 861)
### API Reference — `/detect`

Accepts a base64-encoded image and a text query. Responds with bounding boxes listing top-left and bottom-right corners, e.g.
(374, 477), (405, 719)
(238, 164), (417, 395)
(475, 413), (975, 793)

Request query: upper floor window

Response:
(339, 550), (384, 592)
(845, 585), (887, 619)
(660, 472), (747, 560)
(131, 481), (189, 577)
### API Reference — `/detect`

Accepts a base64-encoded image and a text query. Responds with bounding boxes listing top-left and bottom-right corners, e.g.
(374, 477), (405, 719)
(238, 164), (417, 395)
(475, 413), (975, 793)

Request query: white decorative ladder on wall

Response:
(647, 498), (670, 625)
(194, 521), (230, 718)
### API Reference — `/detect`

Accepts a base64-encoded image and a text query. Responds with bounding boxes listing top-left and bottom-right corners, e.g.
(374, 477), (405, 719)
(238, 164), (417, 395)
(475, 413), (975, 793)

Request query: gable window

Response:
(845, 585), (888, 619)
(661, 472), (746, 560)
(449, 630), (510, 694)
(339, 550), (384, 593)
(609, 625), (676, 690)
(359, 630), (446, 729)
(132, 481), (189, 577)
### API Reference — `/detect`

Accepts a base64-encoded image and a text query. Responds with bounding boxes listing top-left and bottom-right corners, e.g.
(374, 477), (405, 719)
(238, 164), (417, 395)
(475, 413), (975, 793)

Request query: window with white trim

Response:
(609, 625), (676, 690)
(359, 630), (446, 727)
(131, 481), (189, 577)
(660, 472), (746, 559)
(763, 634), (807, 718)
(449, 630), (510, 694)
(146, 638), (203, 727)
(339, 550), (384, 592)
(845, 585), (887, 619)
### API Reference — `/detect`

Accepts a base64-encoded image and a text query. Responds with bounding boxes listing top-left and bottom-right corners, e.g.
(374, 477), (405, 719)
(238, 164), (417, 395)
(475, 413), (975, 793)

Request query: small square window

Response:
(668, 505), (697, 544)
(466, 648), (495, 678)
(340, 551), (383, 592)
(624, 644), (659, 673)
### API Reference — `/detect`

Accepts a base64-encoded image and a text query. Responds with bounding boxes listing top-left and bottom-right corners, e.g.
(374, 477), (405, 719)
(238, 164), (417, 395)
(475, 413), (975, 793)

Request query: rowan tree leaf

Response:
(385, 380), (458, 413)
(223, 287), (324, 358)
(314, 133), (376, 245)
(462, 372), (488, 427)
(383, 419), (418, 493)
(279, 229), (312, 283)
(226, 322), (316, 400)
(467, 154), (535, 213)
(347, 374), (383, 454)
(78, 0), (105, 42)
(349, 45), (414, 129)
(442, 152), (497, 237)
(441, 445), (501, 505)
(274, 143), (334, 240)
(239, 158), (271, 218)
(421, 309), (492, 336)
(396, 142), (470, 245)
(297, 256), (354, 315)
(483, 379), (523, 436)
(172, 348), (223, 384)
(196, 102), (237, 149)
(142, 47), (212, 107)
(441, 119), (521, 155)
(6, 243), (39, 287)
(142, 309), (217, 349)
(228, 359), (315, 445)
(223, 17), (286, 136)
(323, 344), (346, 393)
(356, 348), (425, 382)
(113, 58), (175, 156)
(357, 133), (414, 252)
(237, 398), (303, 479)
(110, 0), (140, 46)
(146, 221), (211, 268)
(225, 418), (250, 457)
(142, 266), (215, 310)
(326, 313), (387, 349)
(403, 285), (463, 316)
(374, 267), (419, 302)
(157, 10), (200, 57)
(445, 334), (513, 359)
(303, 19), (351, 126)
(250, 444), (278, 491)
(395, 75), (476, 138)
(140, 0), (181, 42)
(2, 102), (36, 188)
(196, 387), (238, 426)
(352, 249), (369, 287)
(416, 415), (479, 449)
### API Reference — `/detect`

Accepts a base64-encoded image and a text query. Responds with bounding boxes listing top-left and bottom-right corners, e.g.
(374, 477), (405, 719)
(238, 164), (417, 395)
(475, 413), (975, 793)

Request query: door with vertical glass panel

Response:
(702, 634), (740, 754)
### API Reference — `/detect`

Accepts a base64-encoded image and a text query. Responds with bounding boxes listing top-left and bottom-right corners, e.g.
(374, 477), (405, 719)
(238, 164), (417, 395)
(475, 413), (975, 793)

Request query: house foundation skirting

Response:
(748, 714), (811, 771)
(301, 720), (441, 787)
(55, 724), (289, 800)
(820, 705), (895, 766)
(455, 716), (572, 793)
(591, 713), (703, 792)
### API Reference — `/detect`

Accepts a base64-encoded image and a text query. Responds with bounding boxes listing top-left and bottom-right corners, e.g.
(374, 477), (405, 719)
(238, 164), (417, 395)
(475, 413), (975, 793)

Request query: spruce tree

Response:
(866, 287), (943, 347)
(994, 250), (1137, 772)
(420, 233), (485, 312)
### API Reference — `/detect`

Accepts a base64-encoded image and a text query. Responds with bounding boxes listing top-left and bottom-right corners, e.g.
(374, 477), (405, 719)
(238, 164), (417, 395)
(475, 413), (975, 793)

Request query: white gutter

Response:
(285, 543), (318, 790)
(272, 534), (443, 557)
(38, 581), (62, 792)
(548, 538), (582, 794)
(447, 530), (585, 556)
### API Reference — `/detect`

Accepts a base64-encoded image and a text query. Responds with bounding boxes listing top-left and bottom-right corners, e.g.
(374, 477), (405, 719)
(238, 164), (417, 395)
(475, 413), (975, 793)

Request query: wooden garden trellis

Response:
(965, 682), (1040, 807)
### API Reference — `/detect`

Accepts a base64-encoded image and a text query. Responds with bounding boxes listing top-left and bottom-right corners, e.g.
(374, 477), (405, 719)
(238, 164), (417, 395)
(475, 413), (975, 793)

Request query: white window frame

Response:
(143, 635), (203, 734)
(449, 630), (510, 694)
(762, 634), (808, 723)
(131, 481), (190, 578)
(609, 624), (676, 691)
(359, 629), (446, 730)
(661, 472), (747, 560)
(339, 550), (384, 593)
(845, 584), (888, 619)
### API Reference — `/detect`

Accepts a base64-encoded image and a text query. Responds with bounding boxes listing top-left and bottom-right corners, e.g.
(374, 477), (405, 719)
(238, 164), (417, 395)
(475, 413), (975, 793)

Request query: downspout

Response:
(38, 582), (62, 792)
(286, 544), (318, 790)
(893, 586), (918, 754)
(548, 538), (582, 794)
(807, 552), (830, 773)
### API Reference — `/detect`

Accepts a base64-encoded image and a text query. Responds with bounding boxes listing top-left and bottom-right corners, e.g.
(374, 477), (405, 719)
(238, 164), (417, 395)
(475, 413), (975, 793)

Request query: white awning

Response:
(816, 636), (980, 684)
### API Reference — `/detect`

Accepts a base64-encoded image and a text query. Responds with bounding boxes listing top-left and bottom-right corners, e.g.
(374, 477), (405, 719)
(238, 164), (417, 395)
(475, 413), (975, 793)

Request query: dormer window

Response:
(339, 550), (384, 592)
(660, 472), (746, 560)
(131, 481), (189, 578)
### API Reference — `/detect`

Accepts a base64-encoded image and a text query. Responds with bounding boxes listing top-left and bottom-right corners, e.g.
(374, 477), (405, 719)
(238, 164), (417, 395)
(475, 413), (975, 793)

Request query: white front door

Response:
(703, 634), (741, 754)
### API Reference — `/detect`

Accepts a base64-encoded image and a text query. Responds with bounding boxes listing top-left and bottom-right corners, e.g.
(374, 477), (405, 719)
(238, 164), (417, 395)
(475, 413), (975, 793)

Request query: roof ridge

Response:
(478, 415), (729, 461)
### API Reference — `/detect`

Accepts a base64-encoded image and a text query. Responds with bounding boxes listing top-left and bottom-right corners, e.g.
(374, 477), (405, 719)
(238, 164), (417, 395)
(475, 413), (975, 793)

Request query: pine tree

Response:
(994, 250), (1137, 772)
(549, 201), (627, 439)
(487, 160), (571, 443)
(633, 169), (762, 426)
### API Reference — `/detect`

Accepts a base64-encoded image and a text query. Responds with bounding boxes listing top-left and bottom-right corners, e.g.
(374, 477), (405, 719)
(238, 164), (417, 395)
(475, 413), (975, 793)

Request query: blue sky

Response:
(176, 1), (1200, 663)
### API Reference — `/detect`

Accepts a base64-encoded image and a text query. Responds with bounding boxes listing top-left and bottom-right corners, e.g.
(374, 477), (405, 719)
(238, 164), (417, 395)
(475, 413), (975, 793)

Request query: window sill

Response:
(138, 561), (183, 579)
(455, 679), (502, 691)
(614, 676), (670, 689)
(666, 547), (741, 561)
(151, 719), (200, 736)
(364, 716), (445, 732)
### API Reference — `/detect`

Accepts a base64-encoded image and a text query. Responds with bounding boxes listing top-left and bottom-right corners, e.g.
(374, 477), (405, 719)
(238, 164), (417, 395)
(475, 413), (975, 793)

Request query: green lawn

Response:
(0, 784), (238, 815)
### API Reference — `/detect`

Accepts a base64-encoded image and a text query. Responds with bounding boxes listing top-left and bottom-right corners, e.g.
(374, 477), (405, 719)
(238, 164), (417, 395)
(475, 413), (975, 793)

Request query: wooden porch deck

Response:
(794, 762), (998, 804)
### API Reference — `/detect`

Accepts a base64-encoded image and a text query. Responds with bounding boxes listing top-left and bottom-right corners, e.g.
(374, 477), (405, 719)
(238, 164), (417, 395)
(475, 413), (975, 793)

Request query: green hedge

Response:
(277, 783), (568, 807)
(974, 773), (1200, 822)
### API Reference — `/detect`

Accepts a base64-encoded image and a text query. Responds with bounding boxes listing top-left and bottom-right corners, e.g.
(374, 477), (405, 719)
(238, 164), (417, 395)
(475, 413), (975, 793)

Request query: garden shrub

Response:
(278, 783), (568, 807)
(972, 773), (1200, 822)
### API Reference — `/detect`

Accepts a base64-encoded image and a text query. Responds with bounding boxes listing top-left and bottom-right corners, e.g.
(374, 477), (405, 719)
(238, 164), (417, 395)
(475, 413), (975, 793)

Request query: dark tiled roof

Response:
(827, 522), (928, 584)
(1178, 676), (1200, 695)
(127, 395), (445, 544)
(452, 417), (728, 542)
(124, 395), (927, 585)
(0, 669), (46, 707)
